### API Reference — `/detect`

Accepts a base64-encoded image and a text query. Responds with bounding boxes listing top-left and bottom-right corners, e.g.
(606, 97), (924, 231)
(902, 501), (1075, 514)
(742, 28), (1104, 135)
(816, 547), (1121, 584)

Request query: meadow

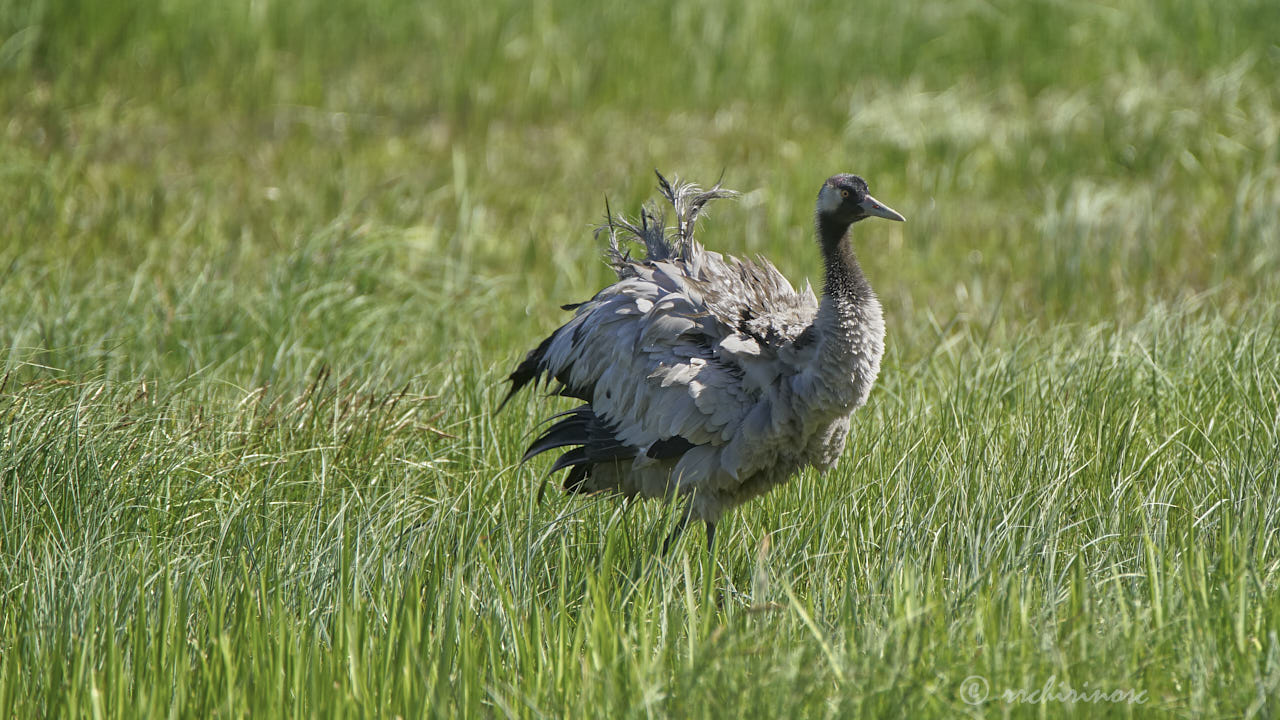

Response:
(2, 0), (1279, 716)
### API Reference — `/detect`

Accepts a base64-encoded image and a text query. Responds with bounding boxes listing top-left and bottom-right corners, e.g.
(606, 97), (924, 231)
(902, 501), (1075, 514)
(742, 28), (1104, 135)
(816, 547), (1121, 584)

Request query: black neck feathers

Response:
(817, 214), (872, 302)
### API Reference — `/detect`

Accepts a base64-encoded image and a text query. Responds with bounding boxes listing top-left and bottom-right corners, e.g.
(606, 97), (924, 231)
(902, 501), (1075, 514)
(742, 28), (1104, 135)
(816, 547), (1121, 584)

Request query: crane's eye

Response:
(840, 189), (850, 199)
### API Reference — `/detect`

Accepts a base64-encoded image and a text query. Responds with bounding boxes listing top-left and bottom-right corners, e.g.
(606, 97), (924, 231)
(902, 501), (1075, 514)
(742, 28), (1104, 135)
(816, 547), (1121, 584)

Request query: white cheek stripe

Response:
(817, 186), (842, 215)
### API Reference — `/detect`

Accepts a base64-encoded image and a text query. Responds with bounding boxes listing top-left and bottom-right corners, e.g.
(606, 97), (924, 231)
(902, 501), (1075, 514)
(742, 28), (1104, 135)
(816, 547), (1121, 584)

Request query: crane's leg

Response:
(706, 521), (726, 609)
(661, 501), (695, 555)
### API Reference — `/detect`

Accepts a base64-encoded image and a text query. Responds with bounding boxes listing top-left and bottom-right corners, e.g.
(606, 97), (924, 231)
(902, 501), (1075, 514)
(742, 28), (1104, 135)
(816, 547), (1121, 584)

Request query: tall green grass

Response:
(2, 0), (1279, 716)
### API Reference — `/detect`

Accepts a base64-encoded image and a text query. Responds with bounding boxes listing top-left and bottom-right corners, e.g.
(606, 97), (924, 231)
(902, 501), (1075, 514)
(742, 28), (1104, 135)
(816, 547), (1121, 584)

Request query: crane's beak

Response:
(859, 194), (905, 222)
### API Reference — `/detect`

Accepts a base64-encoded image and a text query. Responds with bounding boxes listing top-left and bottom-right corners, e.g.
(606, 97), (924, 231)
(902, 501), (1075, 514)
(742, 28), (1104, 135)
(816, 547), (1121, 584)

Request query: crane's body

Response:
(504, 172), (904, 549)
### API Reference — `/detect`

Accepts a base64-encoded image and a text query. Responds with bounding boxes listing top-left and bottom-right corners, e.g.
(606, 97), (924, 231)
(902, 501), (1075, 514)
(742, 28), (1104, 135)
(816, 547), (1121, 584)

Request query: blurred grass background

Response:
(2, 0), (1279, 716)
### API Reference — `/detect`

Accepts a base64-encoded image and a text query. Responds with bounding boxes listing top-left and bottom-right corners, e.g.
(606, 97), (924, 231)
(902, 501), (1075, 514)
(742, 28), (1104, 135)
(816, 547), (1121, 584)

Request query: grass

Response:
(2, 0), (1279, 716)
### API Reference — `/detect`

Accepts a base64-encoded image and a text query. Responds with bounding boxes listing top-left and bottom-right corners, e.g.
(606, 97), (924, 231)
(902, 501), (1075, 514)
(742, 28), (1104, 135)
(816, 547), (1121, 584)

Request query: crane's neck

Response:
(817, 216), (874, 308)
(808, 214), (885, 410)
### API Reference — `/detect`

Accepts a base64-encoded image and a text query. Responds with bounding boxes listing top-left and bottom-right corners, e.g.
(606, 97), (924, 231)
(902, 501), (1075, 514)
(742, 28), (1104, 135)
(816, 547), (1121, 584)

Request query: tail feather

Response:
(602, 171), (738, 275)
(549, 446), (588, 474)
(563, 464), (590, 494)
(655, 170), (738, 258)
(521, 405), (637, 497)
(499, 333), (556, 410)
(521, 408), (591, 461)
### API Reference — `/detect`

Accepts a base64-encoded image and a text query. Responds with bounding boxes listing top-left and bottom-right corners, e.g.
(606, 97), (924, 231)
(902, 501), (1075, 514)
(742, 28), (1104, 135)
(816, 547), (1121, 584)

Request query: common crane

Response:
(503, 172), (904, 553)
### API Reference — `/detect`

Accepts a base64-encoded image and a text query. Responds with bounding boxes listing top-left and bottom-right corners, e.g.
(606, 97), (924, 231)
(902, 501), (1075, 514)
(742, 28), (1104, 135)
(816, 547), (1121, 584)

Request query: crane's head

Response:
(816, 174), (905, 228)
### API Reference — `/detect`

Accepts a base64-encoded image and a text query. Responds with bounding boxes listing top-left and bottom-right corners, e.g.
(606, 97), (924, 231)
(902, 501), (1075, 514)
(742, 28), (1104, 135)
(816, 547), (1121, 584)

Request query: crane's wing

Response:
(503, 174), (820, 497)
